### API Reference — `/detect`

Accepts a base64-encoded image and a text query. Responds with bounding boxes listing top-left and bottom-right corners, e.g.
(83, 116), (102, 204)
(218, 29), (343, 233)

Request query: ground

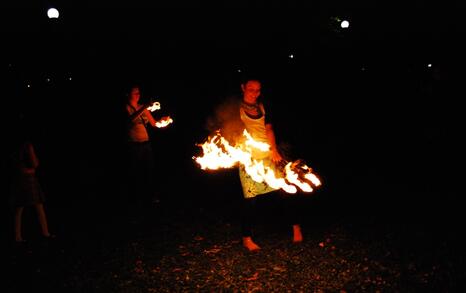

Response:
(4, 167), (465, 292)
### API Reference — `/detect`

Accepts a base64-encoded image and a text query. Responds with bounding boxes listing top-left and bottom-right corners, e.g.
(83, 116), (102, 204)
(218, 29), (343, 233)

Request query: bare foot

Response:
(243, 237), (261, 251)
(293, 225), (303, 243)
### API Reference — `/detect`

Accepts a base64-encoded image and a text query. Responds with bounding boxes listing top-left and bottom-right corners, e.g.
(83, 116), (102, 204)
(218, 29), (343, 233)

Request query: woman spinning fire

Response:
(195, 76), (321, 251)
(237, 78), (303, 251)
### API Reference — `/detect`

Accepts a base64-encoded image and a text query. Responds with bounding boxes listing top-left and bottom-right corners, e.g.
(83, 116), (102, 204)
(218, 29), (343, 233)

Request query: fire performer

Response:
(124, 85), (172, 206)
(238, 78), (304, 251)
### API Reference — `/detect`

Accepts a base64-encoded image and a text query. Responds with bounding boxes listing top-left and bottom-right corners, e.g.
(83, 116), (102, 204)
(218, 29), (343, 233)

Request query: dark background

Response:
(1, 0), (464, 245)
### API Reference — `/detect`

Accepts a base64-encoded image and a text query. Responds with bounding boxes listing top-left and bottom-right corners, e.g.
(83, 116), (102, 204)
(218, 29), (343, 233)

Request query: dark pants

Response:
(240, 190), (305, 237)
(125, 141), (156, 203)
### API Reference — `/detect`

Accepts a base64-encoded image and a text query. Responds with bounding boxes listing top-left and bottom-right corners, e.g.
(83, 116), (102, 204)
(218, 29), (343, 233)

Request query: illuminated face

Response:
(129, 87), (141, 102)
(241, 80), (261, 103)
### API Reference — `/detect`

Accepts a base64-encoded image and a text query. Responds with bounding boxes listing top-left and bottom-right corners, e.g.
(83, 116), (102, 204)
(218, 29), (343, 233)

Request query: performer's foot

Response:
(243, 237), (261, 251)
(293, 224), (303, 243)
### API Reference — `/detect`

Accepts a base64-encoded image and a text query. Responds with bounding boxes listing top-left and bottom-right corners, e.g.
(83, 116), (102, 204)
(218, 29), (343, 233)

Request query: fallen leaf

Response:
(245, 272), (259, 281)
(204, 248), (221, 254)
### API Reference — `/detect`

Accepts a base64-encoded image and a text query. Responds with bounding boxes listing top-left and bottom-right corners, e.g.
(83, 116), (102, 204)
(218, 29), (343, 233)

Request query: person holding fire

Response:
(237, 77), (303, 251)
(123, 85), (171, 207)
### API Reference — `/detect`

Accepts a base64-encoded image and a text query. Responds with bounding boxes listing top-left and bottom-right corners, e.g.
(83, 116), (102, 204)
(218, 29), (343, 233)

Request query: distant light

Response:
(237, 69), (241, 73)
(427, 63), (432, 68)
(27, 84), (31, 88)
(288, 54), (294, 59)
(47, 8), (59, 19)
(68, 77), (72, 81)
(46, 78), (51, 82)
(341, 20), (350, 29)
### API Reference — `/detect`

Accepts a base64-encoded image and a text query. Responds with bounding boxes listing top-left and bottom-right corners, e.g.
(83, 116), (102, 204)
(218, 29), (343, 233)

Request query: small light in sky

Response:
(46, 78), (51, 82)
(27, 84), (31, 88)
(289, 54), (294, 59)
(341, 20), (350, 29)
(47, 8), (59, 19)
(237, 69), (241, 73)
(69, 77), (72, 81)
(427, 63), (432, 68)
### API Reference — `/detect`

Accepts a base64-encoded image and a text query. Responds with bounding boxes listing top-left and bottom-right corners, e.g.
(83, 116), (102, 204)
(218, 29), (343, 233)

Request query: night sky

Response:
(2, 0), (463, 225)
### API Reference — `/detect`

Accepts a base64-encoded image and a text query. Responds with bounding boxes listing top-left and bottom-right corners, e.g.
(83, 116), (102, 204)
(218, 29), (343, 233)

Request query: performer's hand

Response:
(271, 148), (283, 164)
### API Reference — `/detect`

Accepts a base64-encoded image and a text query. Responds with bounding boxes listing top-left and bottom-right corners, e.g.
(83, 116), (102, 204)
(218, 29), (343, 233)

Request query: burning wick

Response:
(194, 130), (322, 193)
(155, 117), (173, 128)
(146, 101), (173, 128)
(147, 101), (161, 112)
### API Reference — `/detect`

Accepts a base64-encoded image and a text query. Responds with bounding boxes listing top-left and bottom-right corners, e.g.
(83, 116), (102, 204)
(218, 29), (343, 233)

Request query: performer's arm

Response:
(128, 103), (150, 123)
(265, 123), (283, 163)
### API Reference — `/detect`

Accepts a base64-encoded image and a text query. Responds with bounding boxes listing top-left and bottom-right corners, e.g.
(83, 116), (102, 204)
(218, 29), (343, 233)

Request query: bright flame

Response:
(194, 130), (322, 194)
(155, 117), (173, 128)
(147, 101), (161, 112)
(285, 163), (312, 192)
(243, 130), (269, 151)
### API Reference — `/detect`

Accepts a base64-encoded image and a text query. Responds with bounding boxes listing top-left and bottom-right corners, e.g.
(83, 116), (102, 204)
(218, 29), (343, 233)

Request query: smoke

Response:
(205, 96), (245, 145)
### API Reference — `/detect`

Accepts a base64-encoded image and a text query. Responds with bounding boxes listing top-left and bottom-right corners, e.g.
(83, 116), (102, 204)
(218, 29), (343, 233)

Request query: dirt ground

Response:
(4, 168), (465, 292)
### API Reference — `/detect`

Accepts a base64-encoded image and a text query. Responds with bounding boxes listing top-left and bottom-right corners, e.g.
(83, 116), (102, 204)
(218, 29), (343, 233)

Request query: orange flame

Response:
(194, 130), (321, 193)
(155, 117), (173, 128)
(147, 101), (161, 112)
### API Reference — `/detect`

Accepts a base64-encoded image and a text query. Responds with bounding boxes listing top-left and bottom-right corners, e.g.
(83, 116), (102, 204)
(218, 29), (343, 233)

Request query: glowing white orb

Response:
(289, 54), (294, 59)
(341, 20), (349, 28)
(47, 8), (59, 19)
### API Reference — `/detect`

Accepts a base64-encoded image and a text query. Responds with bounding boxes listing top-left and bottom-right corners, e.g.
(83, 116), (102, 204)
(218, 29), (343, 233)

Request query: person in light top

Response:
(237, 78), (303, 252)
(124, 85), (171, 206)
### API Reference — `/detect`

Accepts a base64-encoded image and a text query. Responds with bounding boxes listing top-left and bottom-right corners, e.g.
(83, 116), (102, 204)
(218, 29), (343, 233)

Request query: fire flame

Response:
(147, 101), (161, 112)
(194, 130), (321, 193)
(146, 101), (173, 128)
(155, 117), (173, 128)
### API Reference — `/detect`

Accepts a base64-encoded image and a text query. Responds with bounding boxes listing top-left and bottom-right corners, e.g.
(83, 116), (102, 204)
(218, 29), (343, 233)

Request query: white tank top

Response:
(239, 103), (270, 159)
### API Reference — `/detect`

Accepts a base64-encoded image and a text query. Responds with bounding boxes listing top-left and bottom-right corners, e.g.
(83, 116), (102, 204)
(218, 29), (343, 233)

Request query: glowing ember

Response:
(147, 101), (161, 112)
(194, 130), (322, 193)
(155, 117), (173, 128)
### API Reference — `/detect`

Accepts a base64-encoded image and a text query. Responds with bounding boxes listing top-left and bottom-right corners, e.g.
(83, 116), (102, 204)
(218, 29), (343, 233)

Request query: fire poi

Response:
(146, 101), (174, 128)
(194, 129), (321, 194)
